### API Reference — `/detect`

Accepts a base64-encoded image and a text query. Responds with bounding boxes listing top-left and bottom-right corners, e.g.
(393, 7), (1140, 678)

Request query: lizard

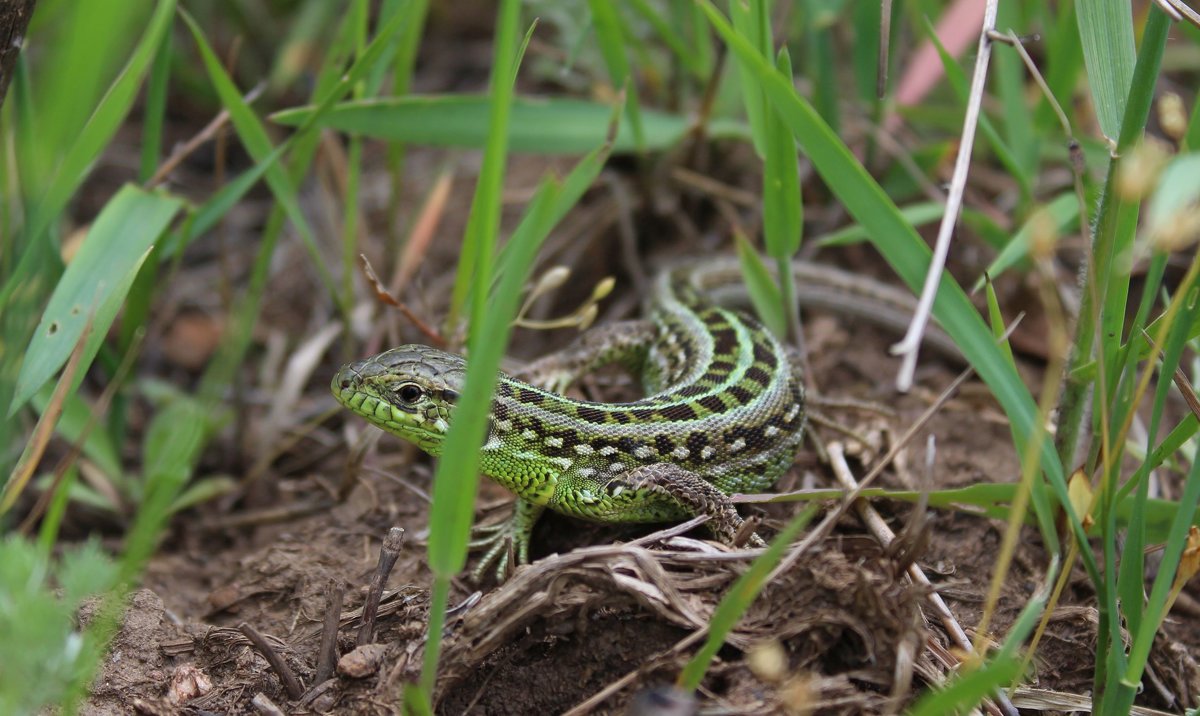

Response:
(331, 257), (950, 580)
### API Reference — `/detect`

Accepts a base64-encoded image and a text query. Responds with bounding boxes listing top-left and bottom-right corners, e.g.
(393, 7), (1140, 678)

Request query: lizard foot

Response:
(609, 463), (766, 548)
(466, 498), (545, 582)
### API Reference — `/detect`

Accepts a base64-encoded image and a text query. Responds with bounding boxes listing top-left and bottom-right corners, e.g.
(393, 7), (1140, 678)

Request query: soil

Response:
(32, 15), (1200, 716)
(76, 217), (1200, 715)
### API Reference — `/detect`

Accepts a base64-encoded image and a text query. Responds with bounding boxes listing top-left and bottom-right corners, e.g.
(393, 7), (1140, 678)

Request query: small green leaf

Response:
(11, 185), (182, 414)
(678, 505), (817, 689)
(734, 234), (786, 338)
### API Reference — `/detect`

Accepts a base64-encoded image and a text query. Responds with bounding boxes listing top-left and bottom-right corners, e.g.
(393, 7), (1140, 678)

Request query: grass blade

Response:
(23, 0), (177, 246)
(587, 0), (644, 151)
(699, 1), (1085, 571)
(1075, 0), (1135, 142)
(10, 185), (182, 414)
(271, 95), (749, 154)
(420, 0), (523, 699)
(677, 506), (817, 690)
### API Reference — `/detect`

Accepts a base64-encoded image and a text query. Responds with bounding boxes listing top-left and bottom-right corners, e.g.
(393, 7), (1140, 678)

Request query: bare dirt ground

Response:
(78, 178), (1200, 712)
(55, 18), (1200, 716)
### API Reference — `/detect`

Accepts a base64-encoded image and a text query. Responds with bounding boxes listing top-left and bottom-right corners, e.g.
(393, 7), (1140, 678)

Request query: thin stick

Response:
(239, 622), (304, 700)
(357, 527), (406, 646)
(146, 82), (267, 188)
(314, 579), (346, 684)
(891, 0), (998, 392)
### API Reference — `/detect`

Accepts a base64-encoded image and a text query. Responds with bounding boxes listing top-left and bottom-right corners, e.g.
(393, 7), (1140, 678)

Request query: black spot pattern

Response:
(654, 434), (674, 454)
(727, 386), (754, 404)
(710, 328), (738, 355)
(744, 366), (773, 388)
(518, 387), (544, 405)
(575, 405), (608, 424)
(752, 340), (778, 368)
(658, 403), (698, 421)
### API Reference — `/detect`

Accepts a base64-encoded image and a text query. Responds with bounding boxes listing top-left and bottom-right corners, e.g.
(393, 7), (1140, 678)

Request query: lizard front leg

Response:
(468, 497), (546, 582)
(608, 463), (767, 548)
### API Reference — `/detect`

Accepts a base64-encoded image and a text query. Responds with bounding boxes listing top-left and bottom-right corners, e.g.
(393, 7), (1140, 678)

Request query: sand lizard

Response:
(332, 258), (944, 578)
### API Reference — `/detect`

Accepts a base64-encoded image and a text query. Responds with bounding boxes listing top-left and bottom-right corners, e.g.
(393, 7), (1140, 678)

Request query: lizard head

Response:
(332, 345), (465, 455)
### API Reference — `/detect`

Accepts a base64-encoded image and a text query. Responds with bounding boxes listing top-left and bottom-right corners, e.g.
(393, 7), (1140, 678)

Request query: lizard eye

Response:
(397, 383), (424, 403)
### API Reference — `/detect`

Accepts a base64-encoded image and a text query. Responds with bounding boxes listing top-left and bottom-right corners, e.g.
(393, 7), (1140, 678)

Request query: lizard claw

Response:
(466, 499), (543, 583)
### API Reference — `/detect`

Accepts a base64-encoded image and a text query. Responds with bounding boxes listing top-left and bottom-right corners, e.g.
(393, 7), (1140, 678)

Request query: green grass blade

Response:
(678, 505), (818, 690)
(734, 233), (785, 338)
(762, 48), (801, 260)
(1187, 89), (1200, 152)
(421, 0), (523, 694)
(138, 27), (171, 183)
(993, 1), (1038, 181)
(181, 9), (345, 316)
(762, 47), (802, 341)
(1075, 0), (1135, 142)
(1113, 261), (1200, 712)
(700, 1), (1085, 571)
(908, 556), (1059, 715)
(804, 5), (841, 133)
(814, 202), (945, 247)
(10, 185), (182, 414)
(23, 0), (176, 246)
(587, 0), (644, 151)
(1035, 3), (1083, 133)
(626, 0), (705, 78)
(728, 0), (770, 156)
(272, 95), (749, 154)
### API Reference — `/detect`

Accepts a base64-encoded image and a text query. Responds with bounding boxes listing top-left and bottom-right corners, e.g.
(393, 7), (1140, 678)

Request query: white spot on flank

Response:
(598, 446), (618, 457)
(700, 446), (716, 460)
(784, 404), (801, 423)
(482, 433), (503, 450)
(577, 467), (596, 478)
(729, 437), (747, 452)
(574, 444), (595, 455)
(549, 457), (574, 470)
(544, 435), (564, 448)
(495, 419), (513, 432)
(765, 425), (780, 437)
(671, 446), (690, 460)
(609, 462), (625, 473)
(634, 446), (655, 460)
(522, 429), (538, 440)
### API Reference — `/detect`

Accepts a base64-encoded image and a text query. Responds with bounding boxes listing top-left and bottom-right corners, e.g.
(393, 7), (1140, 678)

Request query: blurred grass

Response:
(1, 0), (1199, 713)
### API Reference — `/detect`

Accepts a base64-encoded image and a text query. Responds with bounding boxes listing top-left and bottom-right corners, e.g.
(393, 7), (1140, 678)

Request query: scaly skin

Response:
(333, 261), (808, 578)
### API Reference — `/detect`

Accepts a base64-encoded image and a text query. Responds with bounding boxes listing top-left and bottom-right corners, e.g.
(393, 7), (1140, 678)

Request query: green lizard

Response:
(332, 258), (941, 579)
